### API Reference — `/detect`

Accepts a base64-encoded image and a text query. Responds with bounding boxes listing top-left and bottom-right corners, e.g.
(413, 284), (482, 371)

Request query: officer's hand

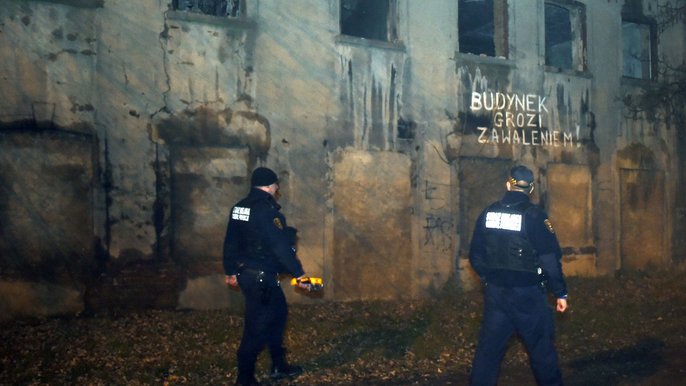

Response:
(295, 275), (311, 290)
(225, 275), (238, 287)
(556, 298), (568, 313)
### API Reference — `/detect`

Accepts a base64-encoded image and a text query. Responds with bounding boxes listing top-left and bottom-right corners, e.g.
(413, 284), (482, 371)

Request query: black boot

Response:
(269, 363), (303, 380)
(235, 374), (260, 386)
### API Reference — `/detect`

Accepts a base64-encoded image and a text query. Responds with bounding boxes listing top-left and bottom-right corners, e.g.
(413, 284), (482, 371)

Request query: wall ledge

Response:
(336, 34), (406, 52)
(27, 0), (103, 8)
(167, 10), (256, 30)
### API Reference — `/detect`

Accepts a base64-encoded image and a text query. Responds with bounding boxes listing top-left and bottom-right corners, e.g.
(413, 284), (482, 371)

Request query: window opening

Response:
(458, 0), (508, 58)
(172, 0), (243, 18)
(545, 4), (572, 69)
(340, 0), (397, 42)
(544, 1), (585, 71)
(622, 21), (654, 79)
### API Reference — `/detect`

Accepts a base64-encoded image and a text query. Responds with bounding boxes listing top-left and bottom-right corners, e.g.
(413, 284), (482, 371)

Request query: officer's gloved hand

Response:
(291, 276), (323, 292)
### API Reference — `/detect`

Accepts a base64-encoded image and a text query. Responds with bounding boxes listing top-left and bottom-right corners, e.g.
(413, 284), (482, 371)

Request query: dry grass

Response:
(2, 268), (686, 385)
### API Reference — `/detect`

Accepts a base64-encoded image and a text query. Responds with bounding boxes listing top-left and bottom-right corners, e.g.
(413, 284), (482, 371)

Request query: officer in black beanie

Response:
(223, 167), (310, 386)
(468, 165), (568, 386)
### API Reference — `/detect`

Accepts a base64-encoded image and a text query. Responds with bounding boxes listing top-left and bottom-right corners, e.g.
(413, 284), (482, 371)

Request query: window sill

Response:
(544, 65), (592, 79)
(621, 76), (656, 87)
(167, 10), (255, 30)
(454, 52), (514, 67)
(29, 0), (103, 8)
(335, 34), (405, 52)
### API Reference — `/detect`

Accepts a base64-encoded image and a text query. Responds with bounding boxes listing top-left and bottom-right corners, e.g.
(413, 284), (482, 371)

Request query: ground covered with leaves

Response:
(2, 268), (686, 385)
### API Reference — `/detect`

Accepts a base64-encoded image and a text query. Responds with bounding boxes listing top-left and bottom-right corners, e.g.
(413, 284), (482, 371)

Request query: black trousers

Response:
(470, 284), (563, 386)
(236, 269), (288, 381)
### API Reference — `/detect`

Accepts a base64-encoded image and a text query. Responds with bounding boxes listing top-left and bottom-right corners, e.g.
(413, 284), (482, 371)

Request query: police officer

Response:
(223, 167), (310, 386)
(468, 165), (568, 386)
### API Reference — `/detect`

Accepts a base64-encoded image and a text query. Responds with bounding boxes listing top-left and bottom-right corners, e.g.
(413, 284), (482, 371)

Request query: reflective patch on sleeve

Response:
(231, 206), (250, 221)
(544, 219), (555, 234)
(273, 217), (283, 229)
(485, 212), (522, 231)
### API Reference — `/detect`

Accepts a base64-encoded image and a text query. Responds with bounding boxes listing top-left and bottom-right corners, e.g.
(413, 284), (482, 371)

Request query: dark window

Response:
(340, 0), (397, 42)
(459, 0), (508, 58)
(172, 0), (243, 18)
(545, 4), (572, 69)
(622, 21), (655, 79)
(545, 1), (585, 71)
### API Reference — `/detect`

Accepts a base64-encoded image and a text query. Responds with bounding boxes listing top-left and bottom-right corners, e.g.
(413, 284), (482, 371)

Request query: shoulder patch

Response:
(231, 206), (251, 221)
(544, 219), (555, 234)
(273, 217), (283, 229)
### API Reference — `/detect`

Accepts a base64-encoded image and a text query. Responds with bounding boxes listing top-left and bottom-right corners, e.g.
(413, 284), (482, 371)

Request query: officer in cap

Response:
(223, 166), (310, 386)
(468, 165), (568, 386)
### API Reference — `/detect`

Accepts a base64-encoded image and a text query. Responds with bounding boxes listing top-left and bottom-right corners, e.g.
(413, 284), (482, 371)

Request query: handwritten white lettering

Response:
(475, 128), (577, 147)
(470, 91), (579, 148)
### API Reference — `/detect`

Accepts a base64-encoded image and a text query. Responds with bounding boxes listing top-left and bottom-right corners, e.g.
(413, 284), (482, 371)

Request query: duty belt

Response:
(239, 268), (279, 284)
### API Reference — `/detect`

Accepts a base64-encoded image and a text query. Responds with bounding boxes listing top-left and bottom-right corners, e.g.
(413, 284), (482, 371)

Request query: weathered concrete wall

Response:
(0, 0), (98, 130)
(0, 0), (684, 320)
(404, 1), (462, 296)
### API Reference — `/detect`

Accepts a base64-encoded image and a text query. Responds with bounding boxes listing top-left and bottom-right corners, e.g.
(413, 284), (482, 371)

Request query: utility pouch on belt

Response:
(255, 271), (272, 304)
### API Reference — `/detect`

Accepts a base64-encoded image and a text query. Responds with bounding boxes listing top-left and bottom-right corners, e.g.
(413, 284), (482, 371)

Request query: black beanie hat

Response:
(251, 167), (278, 187)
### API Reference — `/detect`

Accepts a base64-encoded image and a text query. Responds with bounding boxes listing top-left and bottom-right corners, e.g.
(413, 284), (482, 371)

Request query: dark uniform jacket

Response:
(469, 191), (567, 298)
(223, 188), (305, 278)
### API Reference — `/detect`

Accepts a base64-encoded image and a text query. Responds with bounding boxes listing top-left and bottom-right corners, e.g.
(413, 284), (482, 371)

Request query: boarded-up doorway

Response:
(458, 157), (512, 260)
(547, 163), (595, 275)
(620, 168), (666, 269)
(171, 147), (249, 264)
(0, 130), (95, 276)
(170, 147), (249, 310)
(332, 150), (411, 301)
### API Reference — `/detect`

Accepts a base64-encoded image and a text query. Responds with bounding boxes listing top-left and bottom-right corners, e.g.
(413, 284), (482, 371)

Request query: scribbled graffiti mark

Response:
(424, 179), (438, 200)
(423, 214), (453, 252)
(424, 179), (450, 210)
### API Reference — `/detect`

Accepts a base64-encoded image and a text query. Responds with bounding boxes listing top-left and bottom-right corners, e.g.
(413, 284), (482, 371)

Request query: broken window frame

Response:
(458, 0), (509, 59)
(621, 18), (657, 80)
(544, 0), (586, 73)
(339, 0), (399, 44)
(171, 0), (245, 19)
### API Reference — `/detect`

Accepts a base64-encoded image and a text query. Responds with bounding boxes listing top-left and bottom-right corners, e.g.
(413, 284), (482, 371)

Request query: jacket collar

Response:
(500, 190), (530, 207)
(249, 187), (281, 210)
